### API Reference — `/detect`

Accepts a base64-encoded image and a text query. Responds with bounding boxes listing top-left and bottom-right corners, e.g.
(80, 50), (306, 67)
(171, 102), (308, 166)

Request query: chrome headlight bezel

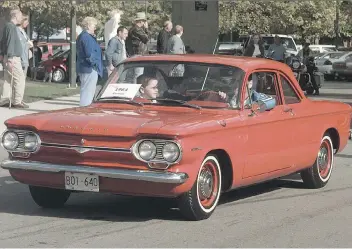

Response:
(1, 129), (41, 153)
(132, 139), (182, 166)
(1, 131), (19, 151)
(138, 140), (157, 161)
(162, 142), (181, 163)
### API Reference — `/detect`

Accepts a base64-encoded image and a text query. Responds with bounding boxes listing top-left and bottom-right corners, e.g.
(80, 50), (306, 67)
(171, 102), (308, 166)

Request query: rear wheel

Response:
(177, 154), (222, 220)
(29, 185), (71, 208)
(301, 135), (334, 188)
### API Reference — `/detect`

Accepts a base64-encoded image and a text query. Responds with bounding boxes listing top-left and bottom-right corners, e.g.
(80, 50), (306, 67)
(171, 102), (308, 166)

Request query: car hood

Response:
(5, 105), (238, 137)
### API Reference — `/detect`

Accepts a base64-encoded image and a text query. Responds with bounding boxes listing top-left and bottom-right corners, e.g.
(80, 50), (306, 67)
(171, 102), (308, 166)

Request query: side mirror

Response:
(252, 100), (266, 113)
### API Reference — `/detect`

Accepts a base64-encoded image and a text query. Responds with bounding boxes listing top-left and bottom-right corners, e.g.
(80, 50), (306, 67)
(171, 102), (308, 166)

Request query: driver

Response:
(241, 76), (276, 110)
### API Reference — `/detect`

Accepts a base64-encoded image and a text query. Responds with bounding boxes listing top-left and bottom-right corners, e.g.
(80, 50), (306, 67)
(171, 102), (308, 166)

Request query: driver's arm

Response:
(252, 91), (276, 110)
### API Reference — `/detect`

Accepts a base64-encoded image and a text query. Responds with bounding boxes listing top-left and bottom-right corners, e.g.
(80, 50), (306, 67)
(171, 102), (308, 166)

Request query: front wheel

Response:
(177, 154), (222, 220)
(29, 185), (71, 208)
(52, 68), (66, 83)
(300, 135), (334, 188)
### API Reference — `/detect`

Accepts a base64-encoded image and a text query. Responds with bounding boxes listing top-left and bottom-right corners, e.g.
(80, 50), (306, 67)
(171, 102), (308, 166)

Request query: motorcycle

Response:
(285, 55), (321, 95)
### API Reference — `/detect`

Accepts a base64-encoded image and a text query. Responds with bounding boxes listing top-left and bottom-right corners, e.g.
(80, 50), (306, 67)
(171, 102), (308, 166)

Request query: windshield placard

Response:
(100, 83), (141, 99)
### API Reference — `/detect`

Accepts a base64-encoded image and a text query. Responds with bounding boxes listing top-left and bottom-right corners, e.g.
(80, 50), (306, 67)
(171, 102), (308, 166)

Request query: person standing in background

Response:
(156, 20), (173, 54)
(243, 34), (264, 57)
(104, 9), (122, 46)
(166, 25), (185, 77)
(76, 16), (103, 107)
(17, 14), (33, 78)
(105, 26), (128, 76)
(29, 40), (42, 80)
(126, 12), (150, 57)
(0, 8), (28, 108)
(267, 35), (286, 62)
(166, 25), (185, 55)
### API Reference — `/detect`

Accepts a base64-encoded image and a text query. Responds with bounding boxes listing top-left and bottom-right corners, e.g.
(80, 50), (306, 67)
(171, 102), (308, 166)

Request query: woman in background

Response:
(76, 17), (103, 106)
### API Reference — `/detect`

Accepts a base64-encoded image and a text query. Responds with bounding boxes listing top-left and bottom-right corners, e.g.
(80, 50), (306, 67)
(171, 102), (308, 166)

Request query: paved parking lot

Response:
(0, 81), (352, 247)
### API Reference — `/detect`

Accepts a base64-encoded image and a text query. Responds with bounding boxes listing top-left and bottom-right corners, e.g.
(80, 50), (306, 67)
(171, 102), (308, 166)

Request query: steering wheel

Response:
(195, 91), (226, 102)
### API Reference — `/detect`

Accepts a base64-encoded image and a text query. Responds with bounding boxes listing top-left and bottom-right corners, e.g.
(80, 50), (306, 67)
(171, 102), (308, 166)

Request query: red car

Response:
(1, 55), (351, 220)
(35, 50), (69, 82)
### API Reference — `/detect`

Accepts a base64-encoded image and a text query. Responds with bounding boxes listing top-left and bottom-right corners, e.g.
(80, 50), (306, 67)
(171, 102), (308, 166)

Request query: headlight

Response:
(24, 133), (39, 151)
(138, 141), (157, 161)
(2, 131), (19, 150)
(292, 61), (300, 69)
(162, 143), (180, 163)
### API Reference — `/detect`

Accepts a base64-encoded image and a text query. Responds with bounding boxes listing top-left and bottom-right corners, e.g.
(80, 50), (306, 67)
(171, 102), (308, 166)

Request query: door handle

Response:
(283, 107), (294, 115)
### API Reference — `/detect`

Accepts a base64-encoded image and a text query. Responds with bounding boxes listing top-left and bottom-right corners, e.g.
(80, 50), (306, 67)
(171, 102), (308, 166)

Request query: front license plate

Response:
(64, 172), (99, 192)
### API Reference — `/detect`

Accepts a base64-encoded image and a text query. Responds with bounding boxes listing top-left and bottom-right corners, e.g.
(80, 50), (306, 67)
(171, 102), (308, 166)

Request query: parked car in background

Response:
(242, 34), (299, 56)
(36, 42), (70, 61)
(1, 55), (351, 221)
(215, 42), (243, 55)
(35, 50), (70, 82)
(331, 51), (352, 80)
(35, 44), (107, 83)
(314, 51), (345, 80)
(309, 45), (337, 54)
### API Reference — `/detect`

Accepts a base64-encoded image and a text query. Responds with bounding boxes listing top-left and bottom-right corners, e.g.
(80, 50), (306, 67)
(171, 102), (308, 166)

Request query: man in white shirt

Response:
(104, 9), (122, 45)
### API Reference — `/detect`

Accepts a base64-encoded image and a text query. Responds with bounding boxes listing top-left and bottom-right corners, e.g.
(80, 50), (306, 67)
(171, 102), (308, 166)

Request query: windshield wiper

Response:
(150, 98), (201, 110)
(97, 97), (144, 106)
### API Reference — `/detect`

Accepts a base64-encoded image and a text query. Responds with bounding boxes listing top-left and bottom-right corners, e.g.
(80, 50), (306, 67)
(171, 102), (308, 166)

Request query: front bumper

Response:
(0, 160), (188, 184)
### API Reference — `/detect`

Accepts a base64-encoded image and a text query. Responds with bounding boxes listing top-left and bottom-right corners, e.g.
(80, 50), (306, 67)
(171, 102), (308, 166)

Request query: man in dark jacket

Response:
(126, 12), (150, 56)
(156, 20), (172, 54)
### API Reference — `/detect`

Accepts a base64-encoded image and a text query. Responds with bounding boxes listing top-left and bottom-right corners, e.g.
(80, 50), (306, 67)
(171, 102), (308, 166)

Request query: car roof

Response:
(125, 54), (292, 74)
(310, 45), (336, 47)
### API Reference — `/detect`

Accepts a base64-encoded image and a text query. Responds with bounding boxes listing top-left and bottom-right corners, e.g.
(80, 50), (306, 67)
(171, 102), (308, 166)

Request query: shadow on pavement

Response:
(0, 173), (306, 222)
(335, 153), (352, 159)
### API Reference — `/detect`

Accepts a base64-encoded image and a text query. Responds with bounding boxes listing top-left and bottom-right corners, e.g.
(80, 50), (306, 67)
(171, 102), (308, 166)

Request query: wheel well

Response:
(209, 149), (233, 192)
(325, 128), (340, 152)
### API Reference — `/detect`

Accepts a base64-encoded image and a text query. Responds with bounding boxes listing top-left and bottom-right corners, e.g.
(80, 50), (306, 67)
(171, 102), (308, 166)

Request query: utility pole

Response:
(335, 0), (340, 48)
(69, 0), (77, 88)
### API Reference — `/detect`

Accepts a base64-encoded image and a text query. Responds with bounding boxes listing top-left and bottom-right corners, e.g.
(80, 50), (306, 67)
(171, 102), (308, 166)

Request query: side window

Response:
(252, 72), (280, 103)
(243, 72), (279, 110)
(280, 75), (301, 104)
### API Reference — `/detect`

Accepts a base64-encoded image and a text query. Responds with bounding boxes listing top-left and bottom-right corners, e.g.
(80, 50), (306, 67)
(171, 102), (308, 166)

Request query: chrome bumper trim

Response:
(0, 160), (188, 184)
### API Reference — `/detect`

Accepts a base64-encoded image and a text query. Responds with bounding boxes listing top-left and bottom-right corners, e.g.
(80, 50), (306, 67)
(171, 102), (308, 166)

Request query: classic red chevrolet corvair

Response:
(1, 55), (351, 220)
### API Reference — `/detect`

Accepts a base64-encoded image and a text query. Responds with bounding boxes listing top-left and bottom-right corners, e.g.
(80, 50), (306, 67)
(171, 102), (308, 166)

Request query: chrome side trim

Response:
(41, 143), (131, 153)
(0, 160), (188, 184)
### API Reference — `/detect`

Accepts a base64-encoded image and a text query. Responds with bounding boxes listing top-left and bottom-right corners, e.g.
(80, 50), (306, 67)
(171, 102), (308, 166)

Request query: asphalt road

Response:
(1, 81), (352, 247)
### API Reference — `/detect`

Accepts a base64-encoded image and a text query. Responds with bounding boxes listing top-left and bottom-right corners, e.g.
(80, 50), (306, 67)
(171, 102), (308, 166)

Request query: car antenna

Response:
(201, 38), (219, 91)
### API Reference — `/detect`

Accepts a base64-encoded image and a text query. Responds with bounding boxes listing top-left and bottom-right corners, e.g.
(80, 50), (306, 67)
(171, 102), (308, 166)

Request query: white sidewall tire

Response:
(196, 155), (222, 213)
(317, 135), (334, 183)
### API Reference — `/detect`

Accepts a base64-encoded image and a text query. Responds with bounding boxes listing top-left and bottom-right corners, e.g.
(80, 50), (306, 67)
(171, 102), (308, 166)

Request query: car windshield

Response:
(262, 36), (297, 51)
(97, 61), (245, 109)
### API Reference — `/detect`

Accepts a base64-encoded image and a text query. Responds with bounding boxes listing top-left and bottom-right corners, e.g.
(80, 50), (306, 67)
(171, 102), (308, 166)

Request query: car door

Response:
(241, 71), (294, 179)
(277, 73), (322, 169)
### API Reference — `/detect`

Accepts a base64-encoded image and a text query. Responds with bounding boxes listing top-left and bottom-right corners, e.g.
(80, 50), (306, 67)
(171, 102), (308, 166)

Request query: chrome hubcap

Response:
(318, 146), (329, 172)
(198, 167), (214, 200)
